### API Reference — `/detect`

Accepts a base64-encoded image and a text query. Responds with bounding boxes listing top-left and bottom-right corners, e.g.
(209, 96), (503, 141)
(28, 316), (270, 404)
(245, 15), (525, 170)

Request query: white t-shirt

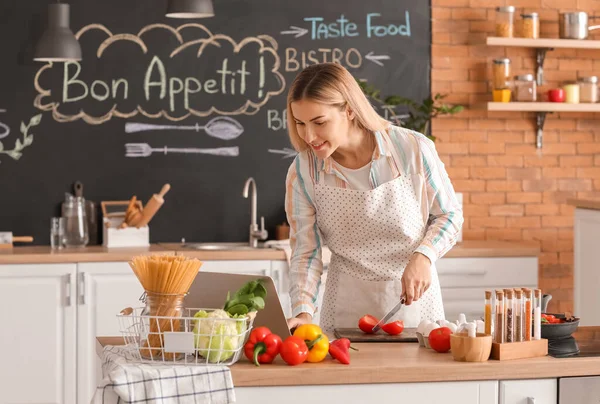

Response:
(334, 162), (372, 191)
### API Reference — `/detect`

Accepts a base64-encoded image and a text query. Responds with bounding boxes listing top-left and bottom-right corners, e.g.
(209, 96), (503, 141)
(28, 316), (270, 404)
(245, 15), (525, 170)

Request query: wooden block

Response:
(490, 339), (548, 361)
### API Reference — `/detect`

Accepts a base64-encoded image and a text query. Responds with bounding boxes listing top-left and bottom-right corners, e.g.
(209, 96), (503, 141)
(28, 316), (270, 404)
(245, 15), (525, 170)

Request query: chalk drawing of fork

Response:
(125, 116), (244, 140)
(125, 143), (239, 158)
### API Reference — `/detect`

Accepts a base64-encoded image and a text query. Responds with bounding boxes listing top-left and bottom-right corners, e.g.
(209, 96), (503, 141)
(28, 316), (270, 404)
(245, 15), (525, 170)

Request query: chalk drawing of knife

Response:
(125, 116), (244, 140)
(125, 143), (239, 158)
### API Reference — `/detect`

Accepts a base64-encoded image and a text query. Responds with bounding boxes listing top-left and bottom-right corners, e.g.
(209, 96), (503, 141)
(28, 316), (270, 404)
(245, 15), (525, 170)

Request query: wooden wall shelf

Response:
(487, 37), (600, 49)
(487, 102), (600, 112)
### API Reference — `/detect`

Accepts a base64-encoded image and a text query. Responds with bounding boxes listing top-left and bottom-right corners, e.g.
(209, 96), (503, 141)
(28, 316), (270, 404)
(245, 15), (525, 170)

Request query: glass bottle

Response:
(514, 289), (524, 342)
(524, 288), (532, 341)
(514, 74), (537, 102)
(496, 6), (516, 37)
(505, 289), (515, 343)
(61, 195), (89, 248)
(520, 13), (539, 38)
(534, 289), (542, 340)
(578, 76), (598, 103)
(495, 291), (505, 343)
(493, 58), (511, 90)
(485, 290), (493, 336)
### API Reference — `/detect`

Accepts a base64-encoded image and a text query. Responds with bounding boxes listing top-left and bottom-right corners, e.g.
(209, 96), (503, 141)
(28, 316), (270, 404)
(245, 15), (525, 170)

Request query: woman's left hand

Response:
(401, 253), (432, 305)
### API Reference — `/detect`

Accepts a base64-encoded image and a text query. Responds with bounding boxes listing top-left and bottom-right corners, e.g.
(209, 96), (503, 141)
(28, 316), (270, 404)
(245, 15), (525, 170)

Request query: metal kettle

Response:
(559, 12), (600, 39)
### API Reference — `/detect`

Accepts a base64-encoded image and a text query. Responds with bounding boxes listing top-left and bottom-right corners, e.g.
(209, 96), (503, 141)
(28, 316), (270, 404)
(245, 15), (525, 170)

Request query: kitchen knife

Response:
(371, 297), (406, 333)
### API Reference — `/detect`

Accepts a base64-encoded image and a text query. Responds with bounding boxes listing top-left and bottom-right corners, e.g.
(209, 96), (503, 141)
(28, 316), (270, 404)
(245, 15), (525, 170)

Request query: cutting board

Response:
(334, 327), (418, 342)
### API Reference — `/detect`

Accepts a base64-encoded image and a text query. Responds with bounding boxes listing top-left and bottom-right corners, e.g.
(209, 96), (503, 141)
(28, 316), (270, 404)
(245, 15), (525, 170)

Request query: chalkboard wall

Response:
(0, 0), (431, 245)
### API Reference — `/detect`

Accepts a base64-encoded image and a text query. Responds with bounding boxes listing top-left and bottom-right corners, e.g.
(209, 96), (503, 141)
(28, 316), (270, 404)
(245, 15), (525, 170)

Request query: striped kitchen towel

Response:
(92, 345), (236, 404)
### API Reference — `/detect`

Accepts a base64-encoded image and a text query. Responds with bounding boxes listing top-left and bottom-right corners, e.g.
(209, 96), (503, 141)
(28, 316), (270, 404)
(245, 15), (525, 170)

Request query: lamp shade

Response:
(34, 3), (82, 62)
(166, 0), (214, 18)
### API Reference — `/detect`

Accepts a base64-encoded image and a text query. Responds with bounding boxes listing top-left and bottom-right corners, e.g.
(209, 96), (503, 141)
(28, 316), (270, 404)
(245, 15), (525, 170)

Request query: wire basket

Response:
(117, 307), (255, 366)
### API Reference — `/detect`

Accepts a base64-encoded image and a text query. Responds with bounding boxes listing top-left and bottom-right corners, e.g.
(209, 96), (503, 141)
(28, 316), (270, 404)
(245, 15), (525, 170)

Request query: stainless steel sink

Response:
(181, 242), (271, 251)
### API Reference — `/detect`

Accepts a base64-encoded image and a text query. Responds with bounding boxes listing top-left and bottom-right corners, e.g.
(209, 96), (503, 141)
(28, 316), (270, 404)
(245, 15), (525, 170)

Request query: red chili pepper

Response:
(243, 326), (282, 367)
(328, 338), (358, 365)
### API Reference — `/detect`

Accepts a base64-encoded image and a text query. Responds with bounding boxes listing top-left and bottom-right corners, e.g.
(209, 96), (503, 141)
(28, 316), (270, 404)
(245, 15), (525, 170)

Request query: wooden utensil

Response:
(136, 184), (171, 228)
(450, 332), (492, 362)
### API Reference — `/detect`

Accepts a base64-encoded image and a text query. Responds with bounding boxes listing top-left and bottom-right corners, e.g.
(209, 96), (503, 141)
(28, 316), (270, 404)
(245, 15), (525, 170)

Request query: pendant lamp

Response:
(166, 0), (214, 18)
(34, 3), (82, 62)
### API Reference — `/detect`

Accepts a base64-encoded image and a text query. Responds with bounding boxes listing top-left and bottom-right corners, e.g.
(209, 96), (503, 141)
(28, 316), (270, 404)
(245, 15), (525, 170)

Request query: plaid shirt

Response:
(285, 125), (464, 318)
(93, 346), (235, 404)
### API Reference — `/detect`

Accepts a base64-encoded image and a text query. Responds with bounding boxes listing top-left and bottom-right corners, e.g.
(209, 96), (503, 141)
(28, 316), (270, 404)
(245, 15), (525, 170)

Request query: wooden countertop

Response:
(0, 240), (539, 265)
(568, 198), (600, 211)
(97, 327), (600, 387)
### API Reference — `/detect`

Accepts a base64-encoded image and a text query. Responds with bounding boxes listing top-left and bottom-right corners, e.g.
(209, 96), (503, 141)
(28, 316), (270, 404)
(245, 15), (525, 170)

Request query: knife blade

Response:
(371, 297), (406, 333)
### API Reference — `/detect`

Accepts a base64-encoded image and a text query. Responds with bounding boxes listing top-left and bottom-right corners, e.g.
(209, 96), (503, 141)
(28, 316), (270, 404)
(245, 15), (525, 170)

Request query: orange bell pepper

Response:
(292, 324), (329, 363)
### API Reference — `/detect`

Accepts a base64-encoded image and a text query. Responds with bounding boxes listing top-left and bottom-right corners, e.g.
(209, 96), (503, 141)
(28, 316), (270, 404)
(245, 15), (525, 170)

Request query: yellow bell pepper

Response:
(293, 324), (329, 363)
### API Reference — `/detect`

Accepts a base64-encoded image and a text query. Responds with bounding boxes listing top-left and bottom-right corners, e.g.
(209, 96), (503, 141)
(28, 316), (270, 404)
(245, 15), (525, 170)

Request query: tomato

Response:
(382, 320), (404, 336)
(279, 336), (309, 366)
(428, 327), (453, 353)
(358, 314), (380, 334)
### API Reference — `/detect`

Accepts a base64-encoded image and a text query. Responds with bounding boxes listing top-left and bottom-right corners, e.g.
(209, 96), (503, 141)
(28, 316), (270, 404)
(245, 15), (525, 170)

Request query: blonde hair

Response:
(286, 63), (390, 152)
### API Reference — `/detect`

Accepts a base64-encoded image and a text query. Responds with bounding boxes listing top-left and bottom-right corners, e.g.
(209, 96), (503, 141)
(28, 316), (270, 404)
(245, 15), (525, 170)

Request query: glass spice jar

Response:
(578, 76), (598, 103)
(564, 82), (580, 104)
(496, 6), (516, 38)
(492, 58), (511, 90)
(514, 74), (537, 101)
(520, 13), (539, 39)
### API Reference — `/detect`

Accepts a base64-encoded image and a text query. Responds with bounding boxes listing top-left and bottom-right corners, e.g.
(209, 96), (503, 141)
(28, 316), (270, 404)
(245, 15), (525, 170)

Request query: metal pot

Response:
(559, 12), (600, 39)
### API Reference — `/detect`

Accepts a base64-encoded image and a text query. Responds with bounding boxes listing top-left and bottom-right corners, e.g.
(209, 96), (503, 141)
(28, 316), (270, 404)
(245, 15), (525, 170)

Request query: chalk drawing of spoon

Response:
(125, 143), (239, 158)
(125, 116), (244, 140)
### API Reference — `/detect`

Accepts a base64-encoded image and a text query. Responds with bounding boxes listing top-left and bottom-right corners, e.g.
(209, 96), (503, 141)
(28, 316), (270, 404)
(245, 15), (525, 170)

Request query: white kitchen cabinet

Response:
(0, 264), (77, 404)
(77, 262), (145, 404)
(499, 379), (557, 404)
(437, 257), (538, 322)
(200, 260), (271, 277)
(237, 380), (498, 404)
(574, 208), (600, 326)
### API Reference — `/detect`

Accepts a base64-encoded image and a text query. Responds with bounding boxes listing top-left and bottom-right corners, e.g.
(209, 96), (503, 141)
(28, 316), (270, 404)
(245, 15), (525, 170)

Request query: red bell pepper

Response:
(244, 326), (282, 367)
(328, 338), (358, 365)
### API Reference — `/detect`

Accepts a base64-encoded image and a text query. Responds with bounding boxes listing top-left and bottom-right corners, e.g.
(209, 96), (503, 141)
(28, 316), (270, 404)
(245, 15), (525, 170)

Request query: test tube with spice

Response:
(505, 289), (515, 343)
(514, 289), (524, 342)
(495, 290), (505, 343)
(524, 288), (532, 341)
(485, 290), (493, 336)
(534, 289), (542, 340)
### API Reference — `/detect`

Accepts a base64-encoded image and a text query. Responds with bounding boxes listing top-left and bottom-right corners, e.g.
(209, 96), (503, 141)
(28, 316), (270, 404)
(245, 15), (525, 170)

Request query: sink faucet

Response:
(242, 177), (268, 247)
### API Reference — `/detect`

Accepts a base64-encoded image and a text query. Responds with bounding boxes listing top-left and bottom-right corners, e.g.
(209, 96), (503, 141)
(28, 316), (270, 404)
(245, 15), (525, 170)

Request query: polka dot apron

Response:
(314, 149), (445, 336)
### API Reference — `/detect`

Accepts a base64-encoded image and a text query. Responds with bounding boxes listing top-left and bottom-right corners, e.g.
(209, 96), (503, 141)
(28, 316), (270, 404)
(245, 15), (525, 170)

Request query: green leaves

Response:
(223, 279), (268, 316)
(355, 76), (463, 141)
(1, 113), (41, 164)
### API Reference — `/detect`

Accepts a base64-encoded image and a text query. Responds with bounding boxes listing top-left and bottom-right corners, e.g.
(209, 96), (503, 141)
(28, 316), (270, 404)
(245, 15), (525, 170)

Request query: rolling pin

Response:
(136, 184), (171, 228)
(0, 232), (34, 248)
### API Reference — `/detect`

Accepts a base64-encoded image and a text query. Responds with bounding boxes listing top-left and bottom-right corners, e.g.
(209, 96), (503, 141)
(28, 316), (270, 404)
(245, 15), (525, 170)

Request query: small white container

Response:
(103, 218), (150, 248)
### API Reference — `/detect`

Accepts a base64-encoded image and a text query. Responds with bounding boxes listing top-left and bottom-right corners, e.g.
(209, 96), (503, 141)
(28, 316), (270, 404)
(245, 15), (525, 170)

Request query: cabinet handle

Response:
(79, 272), (86, 305)
(65, 274), (72, 307)
(527, 398), (536, 404)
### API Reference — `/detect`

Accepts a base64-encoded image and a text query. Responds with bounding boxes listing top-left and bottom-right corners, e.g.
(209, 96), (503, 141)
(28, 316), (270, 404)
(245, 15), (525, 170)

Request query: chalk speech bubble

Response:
(34, 23), (286, 125)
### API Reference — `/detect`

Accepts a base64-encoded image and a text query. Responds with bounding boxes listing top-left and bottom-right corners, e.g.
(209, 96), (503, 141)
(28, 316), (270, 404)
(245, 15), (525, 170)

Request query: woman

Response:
(284, 63), (463, 335)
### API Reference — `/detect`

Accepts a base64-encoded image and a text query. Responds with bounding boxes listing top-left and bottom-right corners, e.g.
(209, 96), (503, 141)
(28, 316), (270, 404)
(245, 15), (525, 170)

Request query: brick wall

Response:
(431, 0), (600, 313)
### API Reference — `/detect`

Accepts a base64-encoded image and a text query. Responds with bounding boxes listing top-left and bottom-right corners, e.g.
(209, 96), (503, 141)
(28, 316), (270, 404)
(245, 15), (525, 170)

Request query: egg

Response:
(423, 322), (440, 336)
(417, 320), (432, 334)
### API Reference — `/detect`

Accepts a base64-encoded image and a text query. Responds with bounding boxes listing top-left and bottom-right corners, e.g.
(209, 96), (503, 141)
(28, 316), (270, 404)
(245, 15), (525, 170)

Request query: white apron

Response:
(315, 144), (445, 336)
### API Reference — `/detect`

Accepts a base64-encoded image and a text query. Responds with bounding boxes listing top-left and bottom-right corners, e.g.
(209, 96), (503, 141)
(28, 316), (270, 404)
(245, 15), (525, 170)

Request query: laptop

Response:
(184, 271), (292, 338)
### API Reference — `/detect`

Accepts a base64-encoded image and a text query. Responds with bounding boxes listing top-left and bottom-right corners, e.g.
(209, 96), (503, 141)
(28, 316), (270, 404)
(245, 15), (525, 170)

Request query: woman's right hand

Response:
(287, 312), (312, 333)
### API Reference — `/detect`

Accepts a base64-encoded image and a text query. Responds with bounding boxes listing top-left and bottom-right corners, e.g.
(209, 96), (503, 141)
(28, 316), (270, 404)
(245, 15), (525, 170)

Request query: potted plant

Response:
(357, 79), (464, 142)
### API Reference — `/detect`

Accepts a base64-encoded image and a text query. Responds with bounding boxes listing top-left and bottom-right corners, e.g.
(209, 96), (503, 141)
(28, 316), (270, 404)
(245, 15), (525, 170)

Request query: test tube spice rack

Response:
(485, 288), (548, 361)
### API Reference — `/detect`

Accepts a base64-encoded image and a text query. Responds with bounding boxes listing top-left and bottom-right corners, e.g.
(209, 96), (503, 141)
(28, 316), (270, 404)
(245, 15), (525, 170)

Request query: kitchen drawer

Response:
(499, 379), (556, 404)
(436, 257), (538, 288)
